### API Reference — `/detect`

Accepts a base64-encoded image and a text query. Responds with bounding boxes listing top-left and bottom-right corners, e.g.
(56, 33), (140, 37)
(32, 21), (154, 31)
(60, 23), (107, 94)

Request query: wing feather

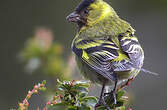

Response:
(72, 37), (119, 81)
(118, 31), (144, 69)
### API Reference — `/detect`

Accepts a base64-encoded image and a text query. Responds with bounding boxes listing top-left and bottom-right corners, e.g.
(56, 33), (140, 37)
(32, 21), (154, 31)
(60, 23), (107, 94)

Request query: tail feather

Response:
(141, 68), (159, 76)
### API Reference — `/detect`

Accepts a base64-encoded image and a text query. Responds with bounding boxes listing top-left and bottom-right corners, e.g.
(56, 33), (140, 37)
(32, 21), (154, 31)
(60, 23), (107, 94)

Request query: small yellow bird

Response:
(67, 0), (144, 109)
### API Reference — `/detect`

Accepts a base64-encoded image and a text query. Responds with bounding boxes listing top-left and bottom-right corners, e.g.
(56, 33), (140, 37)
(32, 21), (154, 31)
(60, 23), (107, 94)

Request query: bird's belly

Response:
(116, 69), (140, 80)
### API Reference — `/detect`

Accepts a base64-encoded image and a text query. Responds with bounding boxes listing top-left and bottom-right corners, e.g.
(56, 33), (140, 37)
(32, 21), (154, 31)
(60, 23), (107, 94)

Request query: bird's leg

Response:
(95, 83), (110, 110)
(117, 77), (134, 91)
(104, 73), (118, 105)
(112, 77), (118, 105)
(101, 96), (110, 110)
(95, 83), (105, 108)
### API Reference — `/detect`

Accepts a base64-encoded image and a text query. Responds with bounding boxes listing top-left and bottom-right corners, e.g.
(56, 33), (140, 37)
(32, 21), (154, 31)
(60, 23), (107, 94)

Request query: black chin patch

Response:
(75, 0), (95, 13)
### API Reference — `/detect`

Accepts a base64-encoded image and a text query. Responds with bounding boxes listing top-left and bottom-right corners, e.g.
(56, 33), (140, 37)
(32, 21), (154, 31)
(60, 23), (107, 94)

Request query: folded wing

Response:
(72, 37), (119, 81)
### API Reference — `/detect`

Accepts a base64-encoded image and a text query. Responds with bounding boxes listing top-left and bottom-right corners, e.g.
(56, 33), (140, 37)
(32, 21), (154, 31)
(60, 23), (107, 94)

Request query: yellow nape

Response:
(113, 51), (128, 61)
(100, 3), (115, 19)
(82, 50), (89, 60)
(90, 0), (116, 22)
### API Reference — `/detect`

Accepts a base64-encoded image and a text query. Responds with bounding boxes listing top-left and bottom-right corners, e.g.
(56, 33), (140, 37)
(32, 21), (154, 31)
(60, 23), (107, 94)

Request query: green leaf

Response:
(42, 80), (46, 85)
(74, 81), (90, 88)
(68, 106), (77, 110)
(79, 91), (88, 98)
(116, 90), (126, 101)
(113, 106), (125, 110)
(79, 103), (91, 110)
(39, 87), (46, 91)
(58, 85), (67, 91)
(73, 86), (88, 93)
(82, 96), (97, 107)
(58, 83), (71, 92)
(57, 79), (62, 84)
(96, 106), (106, 110)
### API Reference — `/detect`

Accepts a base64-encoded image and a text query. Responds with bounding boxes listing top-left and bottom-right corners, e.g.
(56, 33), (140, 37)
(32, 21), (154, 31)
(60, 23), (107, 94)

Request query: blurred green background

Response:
(0, 0), (167, 109)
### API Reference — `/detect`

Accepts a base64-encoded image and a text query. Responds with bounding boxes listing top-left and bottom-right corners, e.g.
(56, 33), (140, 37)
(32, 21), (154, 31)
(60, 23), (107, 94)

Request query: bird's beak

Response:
(66, 12), (81, 23)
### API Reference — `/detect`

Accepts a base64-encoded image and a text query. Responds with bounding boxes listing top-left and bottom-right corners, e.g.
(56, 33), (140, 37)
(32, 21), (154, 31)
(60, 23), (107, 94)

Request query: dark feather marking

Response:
(120, 39), (139, 44)
(85, 46), (118, 56)
(79, 39), (95, 44)
(72, 44), (82, 57)
(90, 55), (109, 66)
(75, 0), (95, 12)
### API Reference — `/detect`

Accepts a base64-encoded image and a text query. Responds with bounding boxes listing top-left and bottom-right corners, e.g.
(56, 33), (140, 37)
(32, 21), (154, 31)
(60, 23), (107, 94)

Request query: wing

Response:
(118, 30), (144, 70)
(72, 37), (119, 81)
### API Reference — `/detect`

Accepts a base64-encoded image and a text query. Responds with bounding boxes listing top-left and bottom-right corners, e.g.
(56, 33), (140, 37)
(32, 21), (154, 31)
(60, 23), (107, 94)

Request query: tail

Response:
(141, 68), (159, 76)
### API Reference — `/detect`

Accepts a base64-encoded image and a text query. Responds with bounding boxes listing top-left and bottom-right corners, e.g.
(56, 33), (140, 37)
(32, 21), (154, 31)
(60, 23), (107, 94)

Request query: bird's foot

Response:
(104, 90), (117, 105)
(95, 97), (110, 110)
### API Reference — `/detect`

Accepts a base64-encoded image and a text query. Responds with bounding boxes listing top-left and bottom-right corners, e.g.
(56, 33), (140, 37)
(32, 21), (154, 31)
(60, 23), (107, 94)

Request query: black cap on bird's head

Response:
(66, 0), (95, 27)
(75, 0), (95, 13)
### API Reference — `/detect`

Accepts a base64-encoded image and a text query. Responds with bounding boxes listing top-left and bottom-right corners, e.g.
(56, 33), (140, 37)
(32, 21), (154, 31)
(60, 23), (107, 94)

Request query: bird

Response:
(66, 0), (144, 109)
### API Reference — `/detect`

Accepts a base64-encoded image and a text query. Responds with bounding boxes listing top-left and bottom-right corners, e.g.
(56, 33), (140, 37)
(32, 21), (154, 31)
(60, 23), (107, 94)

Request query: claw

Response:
(95, 96), (110, 110)
(104, 91), (117, 105)
(95, 101), (101, 108)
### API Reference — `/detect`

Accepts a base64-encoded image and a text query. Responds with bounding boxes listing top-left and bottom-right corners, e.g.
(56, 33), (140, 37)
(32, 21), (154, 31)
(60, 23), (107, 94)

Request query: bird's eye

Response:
(84, 9), (89, 14)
